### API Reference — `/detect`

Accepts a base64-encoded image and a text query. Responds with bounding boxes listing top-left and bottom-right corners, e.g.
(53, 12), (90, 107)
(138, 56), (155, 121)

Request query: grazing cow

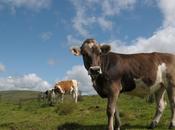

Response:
(71, 38), (175, 130)
(54, 80), (78, 103)
(44, 89), (57, 105)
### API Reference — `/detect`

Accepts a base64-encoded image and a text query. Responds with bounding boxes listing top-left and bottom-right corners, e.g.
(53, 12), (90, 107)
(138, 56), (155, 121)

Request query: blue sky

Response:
(0, 0), (175, 94)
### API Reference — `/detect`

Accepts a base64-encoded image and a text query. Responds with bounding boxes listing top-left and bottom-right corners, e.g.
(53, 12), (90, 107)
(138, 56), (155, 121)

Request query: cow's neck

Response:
(91, 74), (110, 98)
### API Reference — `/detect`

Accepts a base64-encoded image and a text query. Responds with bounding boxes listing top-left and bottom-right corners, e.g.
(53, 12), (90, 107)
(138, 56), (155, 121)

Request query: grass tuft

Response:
(55, 100), (78, 115)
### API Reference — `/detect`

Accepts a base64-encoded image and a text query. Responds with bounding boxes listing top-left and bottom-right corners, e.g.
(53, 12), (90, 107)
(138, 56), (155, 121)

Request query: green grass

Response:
(0, 91), (172, 130)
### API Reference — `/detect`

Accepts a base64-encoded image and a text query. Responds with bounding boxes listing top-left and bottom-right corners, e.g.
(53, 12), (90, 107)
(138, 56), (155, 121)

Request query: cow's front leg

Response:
(107, 96), (116, 130)
(60, 93), (64, 103)
(114, 106), (121, 130)
(107, 92), (120, 130)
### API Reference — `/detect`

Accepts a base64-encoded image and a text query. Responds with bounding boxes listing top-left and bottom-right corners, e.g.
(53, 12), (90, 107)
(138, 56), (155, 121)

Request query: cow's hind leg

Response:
(167, 81), (175, 129)
(149, 84), (166, 129)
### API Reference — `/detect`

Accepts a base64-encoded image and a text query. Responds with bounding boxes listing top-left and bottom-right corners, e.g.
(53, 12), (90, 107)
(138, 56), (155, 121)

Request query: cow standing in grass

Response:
(54, 80), (79, 103)
(44, 89), (57, 105)
(71, 38), (175, 130)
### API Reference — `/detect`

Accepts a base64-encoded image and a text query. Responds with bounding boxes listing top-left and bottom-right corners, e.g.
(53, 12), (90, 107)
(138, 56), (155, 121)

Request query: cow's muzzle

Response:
(88, 66), (102, 76)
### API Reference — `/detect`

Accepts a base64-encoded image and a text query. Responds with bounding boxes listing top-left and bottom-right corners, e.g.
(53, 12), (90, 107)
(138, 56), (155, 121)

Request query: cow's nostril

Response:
(89, 66), (102, 75)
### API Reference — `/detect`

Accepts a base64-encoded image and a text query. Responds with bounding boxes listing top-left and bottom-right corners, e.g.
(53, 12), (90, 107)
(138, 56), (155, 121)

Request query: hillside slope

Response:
(0, 90), (40, 102)
(0, 91), (171, 130)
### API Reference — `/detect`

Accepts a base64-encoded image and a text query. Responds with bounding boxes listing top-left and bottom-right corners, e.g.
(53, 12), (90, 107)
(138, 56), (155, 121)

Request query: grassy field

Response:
(0, 91), (172, 130)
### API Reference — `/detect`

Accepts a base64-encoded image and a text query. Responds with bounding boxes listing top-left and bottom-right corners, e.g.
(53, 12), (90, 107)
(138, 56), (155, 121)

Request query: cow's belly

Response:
(125, 79), (160, 98)
(125, 63), (167, 98)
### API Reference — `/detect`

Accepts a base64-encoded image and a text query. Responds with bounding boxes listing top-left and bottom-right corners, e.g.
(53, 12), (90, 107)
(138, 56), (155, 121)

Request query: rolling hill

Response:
(0, 90), (171, 130)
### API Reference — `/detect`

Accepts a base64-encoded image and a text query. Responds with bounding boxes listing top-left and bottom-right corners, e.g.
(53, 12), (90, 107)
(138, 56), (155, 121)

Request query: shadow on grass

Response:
(57, 123), (106, 130)
(57, 123), (148, 130)
(121, 123), (148, 130)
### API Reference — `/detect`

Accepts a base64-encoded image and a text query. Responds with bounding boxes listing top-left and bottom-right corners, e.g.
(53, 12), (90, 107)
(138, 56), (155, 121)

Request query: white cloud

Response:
(158, 0), (175, 27)
(64, 65), (96, 95)
(0, 63), (5, 72)
(40, 32), (53, 41)
(0, 73), (51, 91)
(105, 26), (175, 54)
(0, 0), (52, 13)
(105, 0), (175, 54)
(71, 0), (96, 37)
(71, 0), (137, 37)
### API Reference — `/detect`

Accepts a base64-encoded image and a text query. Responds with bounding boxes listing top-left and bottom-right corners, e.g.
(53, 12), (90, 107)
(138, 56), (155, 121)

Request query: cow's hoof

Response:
(148, 122), (157, 129)
(169, 122), (175, 129)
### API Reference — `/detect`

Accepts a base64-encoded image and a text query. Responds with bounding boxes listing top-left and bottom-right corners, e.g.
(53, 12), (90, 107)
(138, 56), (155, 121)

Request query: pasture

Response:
(0, 91), (171, 130)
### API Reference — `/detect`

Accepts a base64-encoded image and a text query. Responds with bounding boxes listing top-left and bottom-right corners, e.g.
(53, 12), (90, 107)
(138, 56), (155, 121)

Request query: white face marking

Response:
(88, 42), (94, 48)
(126, 63), (167, 97)
(57, 85), (65, 94)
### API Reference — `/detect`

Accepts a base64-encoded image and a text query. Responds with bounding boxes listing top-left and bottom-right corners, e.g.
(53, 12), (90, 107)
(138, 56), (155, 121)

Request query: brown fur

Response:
(55, 80), (75, 93)
(71, 38), (175, 130)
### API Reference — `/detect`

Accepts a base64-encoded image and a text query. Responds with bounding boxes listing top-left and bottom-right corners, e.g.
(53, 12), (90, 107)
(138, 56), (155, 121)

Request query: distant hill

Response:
(0, 90), (40, 102)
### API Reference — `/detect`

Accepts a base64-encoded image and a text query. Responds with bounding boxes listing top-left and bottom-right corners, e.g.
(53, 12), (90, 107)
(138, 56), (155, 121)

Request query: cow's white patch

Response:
(126, 63), (167, 97)
(72, 80), (78, 88)
(155, 63), (166, 83)
(88, 42), (94, 48)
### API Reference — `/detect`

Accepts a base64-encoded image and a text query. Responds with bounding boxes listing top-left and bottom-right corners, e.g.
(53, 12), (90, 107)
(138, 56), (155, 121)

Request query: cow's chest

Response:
(125, 63), (167, 97)
(92, 75), (110, 98)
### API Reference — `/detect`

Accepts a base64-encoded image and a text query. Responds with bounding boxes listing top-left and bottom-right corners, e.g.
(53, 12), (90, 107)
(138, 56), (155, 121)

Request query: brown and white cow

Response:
(54, 80), (78, 103)
(71, 38), (175, 130)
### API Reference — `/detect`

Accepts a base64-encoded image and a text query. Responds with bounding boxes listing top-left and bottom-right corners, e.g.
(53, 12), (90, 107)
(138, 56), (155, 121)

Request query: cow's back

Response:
(57, 80), (77, 91)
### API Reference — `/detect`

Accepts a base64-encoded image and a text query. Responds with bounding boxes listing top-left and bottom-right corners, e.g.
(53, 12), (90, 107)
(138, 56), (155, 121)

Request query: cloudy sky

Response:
(0, 0), (175, 94)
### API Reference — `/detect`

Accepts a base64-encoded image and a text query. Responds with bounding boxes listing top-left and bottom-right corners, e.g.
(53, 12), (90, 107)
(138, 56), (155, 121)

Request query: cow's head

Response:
(54, 84), (63, 94)
(71, 38), (111, 77)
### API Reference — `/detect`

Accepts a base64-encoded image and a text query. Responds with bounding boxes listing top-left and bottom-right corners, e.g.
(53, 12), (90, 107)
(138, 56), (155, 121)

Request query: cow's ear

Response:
(100, 45), (111, 54)
(70, 47), (81, 56)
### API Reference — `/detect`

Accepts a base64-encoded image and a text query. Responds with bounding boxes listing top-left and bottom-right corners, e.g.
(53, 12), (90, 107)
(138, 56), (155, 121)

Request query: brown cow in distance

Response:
(54, 80), (78, 103)
(71, 38), (175, 130)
